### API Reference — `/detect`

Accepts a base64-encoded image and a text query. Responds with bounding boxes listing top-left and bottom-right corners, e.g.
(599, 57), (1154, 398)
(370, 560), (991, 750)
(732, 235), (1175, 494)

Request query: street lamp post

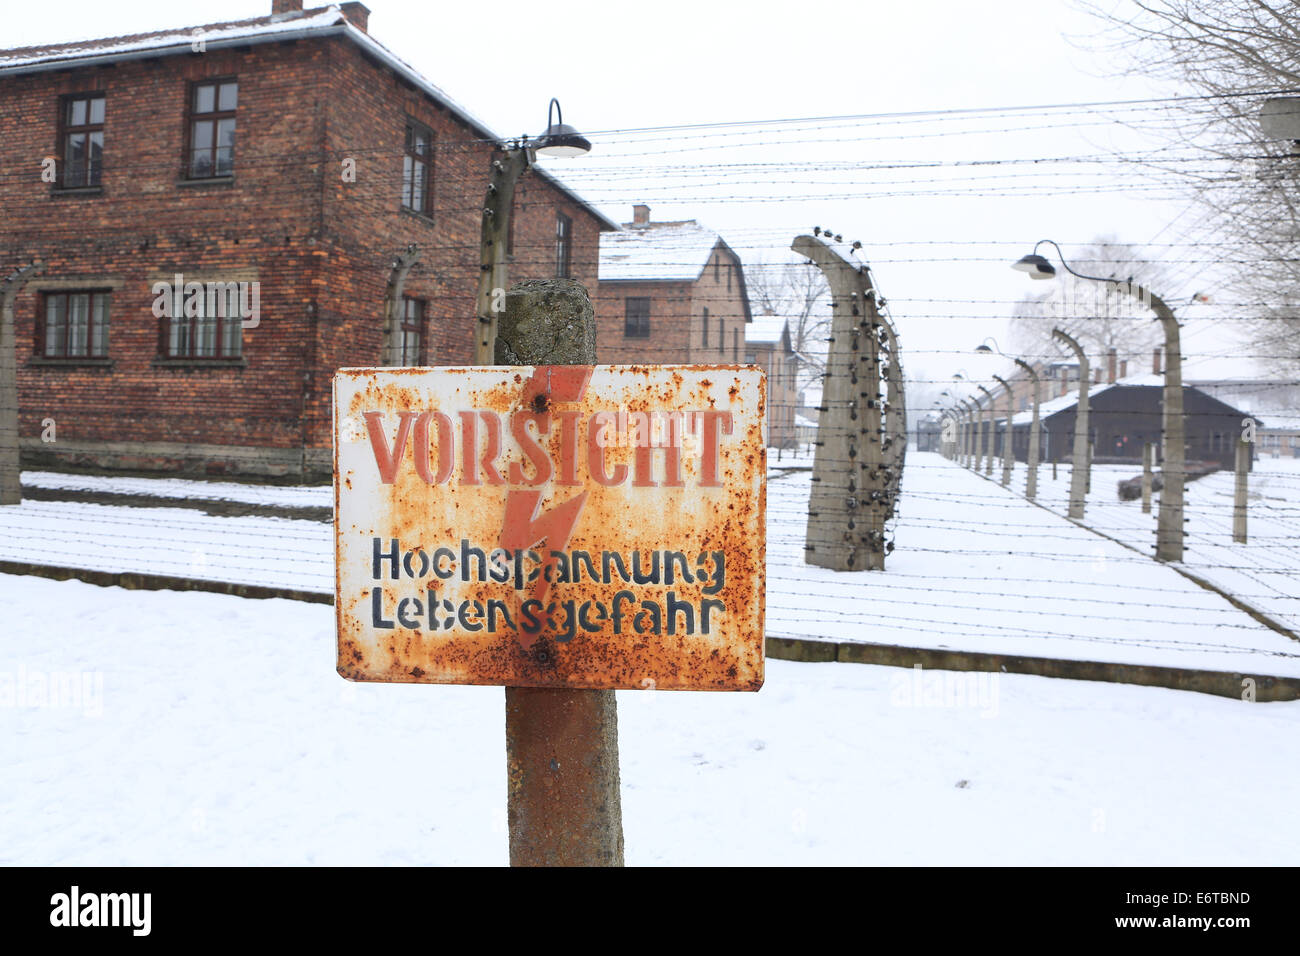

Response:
(992, 374), (1014, 486)
(1013, 240), (1184, 561)
(1052, 328), (1090, 521)
(474, 99), (592, 365)
(977, 385), (995, 477)
(956, 400), (967, 468)
(966, 399), (980, 469)
(1014, 358), (1041, 500)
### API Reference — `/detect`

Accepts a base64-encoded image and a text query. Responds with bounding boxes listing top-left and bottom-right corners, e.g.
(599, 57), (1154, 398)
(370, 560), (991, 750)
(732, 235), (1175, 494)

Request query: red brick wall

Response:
(594, 279), (693, 364)
(593, 242), (750, 366)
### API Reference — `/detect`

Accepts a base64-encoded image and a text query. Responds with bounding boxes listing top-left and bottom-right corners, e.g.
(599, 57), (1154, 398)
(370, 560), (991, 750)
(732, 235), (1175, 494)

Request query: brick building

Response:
(595, 205), (752, 366)
(744, 314), (798, 448)
(0, 2), (614, 480)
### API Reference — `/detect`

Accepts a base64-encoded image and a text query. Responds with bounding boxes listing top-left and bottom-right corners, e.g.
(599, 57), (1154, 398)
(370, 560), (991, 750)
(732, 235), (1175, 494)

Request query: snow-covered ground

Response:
(3, 574), (1299, 865)
(977, 454), (1300, 634)
(5, 454), (1299, 675)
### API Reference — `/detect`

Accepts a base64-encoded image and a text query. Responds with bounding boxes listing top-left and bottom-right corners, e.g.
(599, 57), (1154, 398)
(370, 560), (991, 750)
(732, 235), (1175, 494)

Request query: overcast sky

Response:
(8, 0), (1250, 402)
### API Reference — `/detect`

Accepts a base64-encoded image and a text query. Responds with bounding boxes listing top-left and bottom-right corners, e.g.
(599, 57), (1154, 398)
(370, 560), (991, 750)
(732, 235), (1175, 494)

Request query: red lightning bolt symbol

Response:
(500, 366), (592, 650)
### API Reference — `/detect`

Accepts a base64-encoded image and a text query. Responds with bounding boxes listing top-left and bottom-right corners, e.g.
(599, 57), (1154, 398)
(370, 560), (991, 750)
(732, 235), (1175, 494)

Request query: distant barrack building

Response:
(594, 205), (794, 446)
(0, 2), (617, 480)
(743, 313), (799, 449)
(1005, 376), (1259, 472)
(595, 205), (753, 365)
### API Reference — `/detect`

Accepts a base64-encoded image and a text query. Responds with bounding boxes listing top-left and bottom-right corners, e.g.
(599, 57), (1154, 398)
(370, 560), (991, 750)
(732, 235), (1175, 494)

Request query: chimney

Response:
(1107, 348), (1117, 384)
(1120, 359), (1128, 379)
(1060, 376), (1069, 398)
(1094, 368), (1102, 384)
(1152, 347), (1162, 375)
(271, 0), (303, 14)
(632, 204), (650, 226)
(340, 2), (370, 31)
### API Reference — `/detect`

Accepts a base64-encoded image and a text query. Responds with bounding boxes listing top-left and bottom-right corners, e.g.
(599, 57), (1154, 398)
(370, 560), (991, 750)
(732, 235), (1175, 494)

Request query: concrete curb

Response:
(765, 635), (1299, 702)
(0, 560), (333, 605)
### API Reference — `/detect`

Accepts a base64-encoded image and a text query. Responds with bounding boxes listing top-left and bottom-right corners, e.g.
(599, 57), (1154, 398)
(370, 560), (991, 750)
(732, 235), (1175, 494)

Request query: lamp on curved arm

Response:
(1013, 239), (1183, 561)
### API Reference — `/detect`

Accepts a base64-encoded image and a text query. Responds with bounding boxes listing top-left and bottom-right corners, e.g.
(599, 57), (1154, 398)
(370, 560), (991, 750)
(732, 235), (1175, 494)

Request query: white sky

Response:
(6, 0), (1256, 404)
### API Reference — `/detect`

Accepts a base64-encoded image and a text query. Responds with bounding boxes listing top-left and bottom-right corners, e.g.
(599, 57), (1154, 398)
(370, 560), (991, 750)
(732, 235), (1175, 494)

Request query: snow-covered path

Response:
(1017, 456), (1300, 634)
(3, 574), (1299, 865)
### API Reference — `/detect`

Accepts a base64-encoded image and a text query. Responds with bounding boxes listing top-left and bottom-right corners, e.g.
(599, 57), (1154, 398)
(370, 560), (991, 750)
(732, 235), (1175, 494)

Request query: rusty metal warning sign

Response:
(333, 365), (766, 691)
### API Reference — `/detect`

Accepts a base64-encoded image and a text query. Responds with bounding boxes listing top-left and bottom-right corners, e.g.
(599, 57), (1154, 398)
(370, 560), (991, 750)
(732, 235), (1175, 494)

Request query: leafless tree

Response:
(745, 257), (831, 390)
(1078, 0), (1300, 376)
(1008, 236), (1170, 371)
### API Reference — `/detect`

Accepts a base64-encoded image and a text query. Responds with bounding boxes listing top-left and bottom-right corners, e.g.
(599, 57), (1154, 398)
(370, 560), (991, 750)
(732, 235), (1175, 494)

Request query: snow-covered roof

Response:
(795, 414), (818, 429)
(1008, 375), (1256, 426)
(0, 5), (618, 231)
(1260, 415), (1300, 432)
(599, 220), (728, 282)
(0, 7), (345, 69)
(746, 313), (789, 347)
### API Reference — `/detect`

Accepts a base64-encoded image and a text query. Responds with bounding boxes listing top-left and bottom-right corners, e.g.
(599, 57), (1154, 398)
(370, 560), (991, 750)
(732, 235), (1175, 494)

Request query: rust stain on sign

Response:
(334, 365), (766, 691)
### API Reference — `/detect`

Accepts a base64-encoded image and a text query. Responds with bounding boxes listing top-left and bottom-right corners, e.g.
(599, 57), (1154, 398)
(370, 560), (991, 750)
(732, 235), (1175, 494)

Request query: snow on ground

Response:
(985, 454), (1300, 634)
(3, 575), (1298, 865)
(5, 454), (1299, 675)
(768, 454), (1300, 675)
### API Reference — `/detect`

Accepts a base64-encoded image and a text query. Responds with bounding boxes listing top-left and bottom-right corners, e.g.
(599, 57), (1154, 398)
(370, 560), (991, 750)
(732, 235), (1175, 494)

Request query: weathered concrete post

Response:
(879, 315), (907, 519)
(962, 404), (974, 467)
(1142, 442), (1153, 514)
(497, 278), (624, 867)
(1, 262), (44, 506)
(1147, 291), (1186, 562)
(476, 149), (531, 365)
(1015, 358), (1040, 500)
(977, 385), (994, 477)
(1234, 436), (1249, 544)
(794, 235), (889, 571)
(993, 374), (1013, 487)
(1053, 328), (1089, 521)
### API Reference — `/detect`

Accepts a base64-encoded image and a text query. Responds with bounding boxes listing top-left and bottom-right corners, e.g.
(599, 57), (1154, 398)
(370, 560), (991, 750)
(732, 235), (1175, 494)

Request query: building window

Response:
(189, 79), (237, 178)
(166, 295), (242, 359)
(718, 317), (724, 352)
(555, 213), (573, 278)
(42, 291), (110, 357)
(727, 262), (732, 291)
(625, 297), (650, 338)
(733, 329), (739, 362)
(714, 256), (720, 282)
(702, 307), (709, 346)
(60, 94), (105, 188)
(403, 121), (433, 214)
(400, 297), (424, 365)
